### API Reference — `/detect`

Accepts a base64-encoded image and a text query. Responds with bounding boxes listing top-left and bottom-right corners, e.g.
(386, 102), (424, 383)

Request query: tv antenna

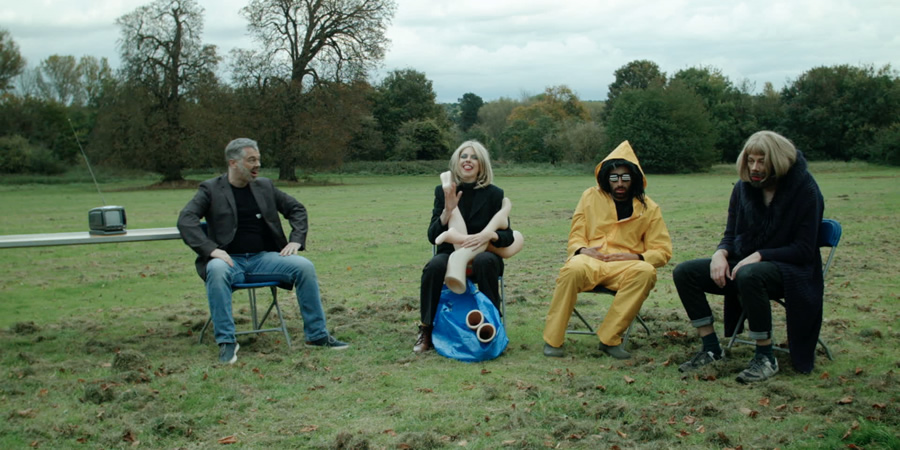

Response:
(68, 118), (106, 205)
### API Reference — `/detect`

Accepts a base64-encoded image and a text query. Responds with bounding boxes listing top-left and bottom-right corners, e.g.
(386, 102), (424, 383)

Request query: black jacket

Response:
(720, 153), (825, 373)
(427, 183), (515, 254)
(177, 174), (307, 281)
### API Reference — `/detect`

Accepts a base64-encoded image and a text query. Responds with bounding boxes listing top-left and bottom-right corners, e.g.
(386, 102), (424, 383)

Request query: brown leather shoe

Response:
(414, 325), (432, 353)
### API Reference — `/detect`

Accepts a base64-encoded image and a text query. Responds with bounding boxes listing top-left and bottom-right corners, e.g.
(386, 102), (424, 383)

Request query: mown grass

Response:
(0, 162), (898, 449)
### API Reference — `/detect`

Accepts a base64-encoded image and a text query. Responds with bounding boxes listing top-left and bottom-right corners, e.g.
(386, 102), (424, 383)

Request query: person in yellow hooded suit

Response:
(543, 141), (672, 359)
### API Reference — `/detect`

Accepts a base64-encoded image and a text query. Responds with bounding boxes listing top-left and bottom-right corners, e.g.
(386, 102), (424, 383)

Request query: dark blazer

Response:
(177, 174), (308, 280)
(427, 183), (515, 255)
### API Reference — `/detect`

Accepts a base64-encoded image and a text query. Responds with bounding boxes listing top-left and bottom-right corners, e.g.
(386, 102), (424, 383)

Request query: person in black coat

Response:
(414, 141), (517, 353)
(674, 131), (824, 382)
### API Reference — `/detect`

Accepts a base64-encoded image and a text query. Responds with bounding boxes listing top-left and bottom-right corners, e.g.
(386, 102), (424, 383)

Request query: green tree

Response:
(0, 29), (26, 91)
(781, 64), (900, 161)
(116, 0), (221, 181)
(392, 118), (450, 160)
(502, 85), (589, 163)
(241, 0), (397, 179)
(457, 92), (484, 132)
(475, 97), (519, 159)
(605, 59), (666, 118)
(672, 65), (757, 162)
(373, 68), (445, 154)
(606, 82), (716, 173)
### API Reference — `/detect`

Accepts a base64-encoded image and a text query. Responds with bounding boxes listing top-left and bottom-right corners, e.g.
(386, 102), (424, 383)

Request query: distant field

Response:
(0, 163), (897, 448)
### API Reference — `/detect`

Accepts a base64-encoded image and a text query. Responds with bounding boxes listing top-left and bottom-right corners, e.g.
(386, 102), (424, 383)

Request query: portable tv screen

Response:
(88, 206), (127, 235)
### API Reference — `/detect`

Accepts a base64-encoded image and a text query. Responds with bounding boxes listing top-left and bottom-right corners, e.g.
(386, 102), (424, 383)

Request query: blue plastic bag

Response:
(432, 280), (508, 362)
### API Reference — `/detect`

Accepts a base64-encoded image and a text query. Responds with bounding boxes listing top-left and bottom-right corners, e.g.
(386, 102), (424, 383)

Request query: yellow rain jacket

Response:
(567, 141), (672, 267)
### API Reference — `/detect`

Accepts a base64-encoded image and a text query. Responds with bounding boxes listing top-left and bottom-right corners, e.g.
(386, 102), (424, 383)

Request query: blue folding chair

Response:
(196, 223), (293, 347)
(726, 218), (841, 360)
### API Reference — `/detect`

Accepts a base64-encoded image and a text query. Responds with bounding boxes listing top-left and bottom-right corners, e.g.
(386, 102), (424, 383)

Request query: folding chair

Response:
(566, 286), (651, 347)
(726, 218), (841, 360)
(196, 223), (293, 347)
(434, 246), (506, 322)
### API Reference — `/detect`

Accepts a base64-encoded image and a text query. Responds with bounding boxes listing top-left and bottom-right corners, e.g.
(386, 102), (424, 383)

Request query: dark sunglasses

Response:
(609, 174), (632, 182)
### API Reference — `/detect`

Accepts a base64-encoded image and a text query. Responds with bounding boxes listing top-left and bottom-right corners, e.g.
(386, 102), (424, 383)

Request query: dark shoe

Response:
(678, 348), (724, 372)
(543, 343), (564, 357)
(306, 335), (349, 350)
(599, 342), (631, 360)
(736, 355), (779, 383)
(218, 342), (239, 365)
(414, 325), (432, 353)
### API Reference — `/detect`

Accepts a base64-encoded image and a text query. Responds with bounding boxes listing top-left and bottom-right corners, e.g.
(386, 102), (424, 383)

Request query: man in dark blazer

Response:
(178, 138), (347, 364)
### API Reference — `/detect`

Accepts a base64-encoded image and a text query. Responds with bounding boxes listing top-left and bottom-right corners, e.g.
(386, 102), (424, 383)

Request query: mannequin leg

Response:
(488, 230), (524, 258)
(445, 243), (488, 294)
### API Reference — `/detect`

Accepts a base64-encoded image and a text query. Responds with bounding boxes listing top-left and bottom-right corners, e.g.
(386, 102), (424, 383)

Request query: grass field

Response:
(0, 162), (898, 448)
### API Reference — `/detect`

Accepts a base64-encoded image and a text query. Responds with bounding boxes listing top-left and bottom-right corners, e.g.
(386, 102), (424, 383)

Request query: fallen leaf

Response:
(837, 396), (853, 405)
(616, 430), (627, 438)
(663, 359), (671, 366)
(667, 416), (677, 425)
(481, 369), (491, 375)
(623, 376), (635, 384)
(16, 409), (37, 418)
(300, 425), (318, 432)
(759, 397), (770, 407)
(820, 372), (830, 380)
(683, 415), (697, 425)
(595, 385), (606, 391)
(218, 435), (237, 444)
(872, 403), (887, 409)
(794, 406), (805, 413)
(383, 429), (397, 436)
(415, 388), (434, 393)
(854, 367), (863, 375)
(122, 431), (136, 442)
(696, 425), (706, 433)
(664, 330), (688, 338)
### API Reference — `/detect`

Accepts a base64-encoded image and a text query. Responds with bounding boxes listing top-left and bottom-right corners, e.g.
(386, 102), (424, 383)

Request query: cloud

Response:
(2, 0), (898, 103)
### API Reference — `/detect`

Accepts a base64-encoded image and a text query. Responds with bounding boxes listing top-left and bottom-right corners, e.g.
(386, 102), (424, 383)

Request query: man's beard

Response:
(749, 174), (777, 189)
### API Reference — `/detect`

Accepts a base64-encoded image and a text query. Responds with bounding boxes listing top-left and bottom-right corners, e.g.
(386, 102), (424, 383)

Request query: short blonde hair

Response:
(736, 131), (797, 181)
(449, 140), (493, 188)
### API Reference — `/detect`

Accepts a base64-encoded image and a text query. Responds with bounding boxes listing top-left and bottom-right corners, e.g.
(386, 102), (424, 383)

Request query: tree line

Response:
(1, 0), (898, 181)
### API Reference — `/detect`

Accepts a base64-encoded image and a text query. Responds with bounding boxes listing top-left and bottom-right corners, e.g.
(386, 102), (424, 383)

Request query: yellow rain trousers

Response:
(543, 141), (672, 347)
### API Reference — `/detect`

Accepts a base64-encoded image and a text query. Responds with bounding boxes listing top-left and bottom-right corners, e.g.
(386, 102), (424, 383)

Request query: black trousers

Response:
(673, 258), (783, 340)
(420, 251), (504, 326)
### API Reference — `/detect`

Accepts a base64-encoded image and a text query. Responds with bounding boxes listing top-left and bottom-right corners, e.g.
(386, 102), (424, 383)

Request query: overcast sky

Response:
(2, 0), (898, 103)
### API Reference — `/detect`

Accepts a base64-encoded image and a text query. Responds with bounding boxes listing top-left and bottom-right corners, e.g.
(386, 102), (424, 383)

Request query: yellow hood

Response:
(593, 141), (648, 189)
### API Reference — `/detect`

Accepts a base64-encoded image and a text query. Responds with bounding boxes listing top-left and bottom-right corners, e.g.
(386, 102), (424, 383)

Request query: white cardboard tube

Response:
(476, 322), (496, 343)
(466, 310), (484, 330)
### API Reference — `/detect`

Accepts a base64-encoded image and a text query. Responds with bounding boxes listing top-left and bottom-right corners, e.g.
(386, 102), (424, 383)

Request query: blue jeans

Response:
(205, 252), (328, 344)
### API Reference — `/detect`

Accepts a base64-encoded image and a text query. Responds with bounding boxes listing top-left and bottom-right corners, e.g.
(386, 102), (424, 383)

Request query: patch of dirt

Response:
(113, 350), (149, 372)
(11, 322), (39, 334)
(83, 381), (117, 404)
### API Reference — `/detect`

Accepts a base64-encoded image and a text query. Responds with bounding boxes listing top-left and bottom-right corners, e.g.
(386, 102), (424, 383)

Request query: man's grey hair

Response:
(224, 138), (259, 162)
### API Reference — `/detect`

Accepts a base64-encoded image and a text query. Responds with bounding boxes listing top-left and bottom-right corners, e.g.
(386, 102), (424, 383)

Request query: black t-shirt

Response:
(614, 198), (633, 221)
(225, 185), (277, 254)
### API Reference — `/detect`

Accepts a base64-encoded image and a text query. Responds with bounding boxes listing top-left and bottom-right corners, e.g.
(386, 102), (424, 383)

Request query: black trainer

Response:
(219, 342), (239, 365)
(306, 335), (349, 350)
(678, 348), (724, 372)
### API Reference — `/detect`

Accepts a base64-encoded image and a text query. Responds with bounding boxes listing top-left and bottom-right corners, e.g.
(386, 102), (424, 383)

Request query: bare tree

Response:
(116, 0), (220, 181)
(37, 55), (80, 105)
(0, 28), (26, 91)
(240, 0), (397, 180)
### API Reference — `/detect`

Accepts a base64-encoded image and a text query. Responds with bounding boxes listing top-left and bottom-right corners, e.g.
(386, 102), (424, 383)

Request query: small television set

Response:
(89, 206), (127, 235)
